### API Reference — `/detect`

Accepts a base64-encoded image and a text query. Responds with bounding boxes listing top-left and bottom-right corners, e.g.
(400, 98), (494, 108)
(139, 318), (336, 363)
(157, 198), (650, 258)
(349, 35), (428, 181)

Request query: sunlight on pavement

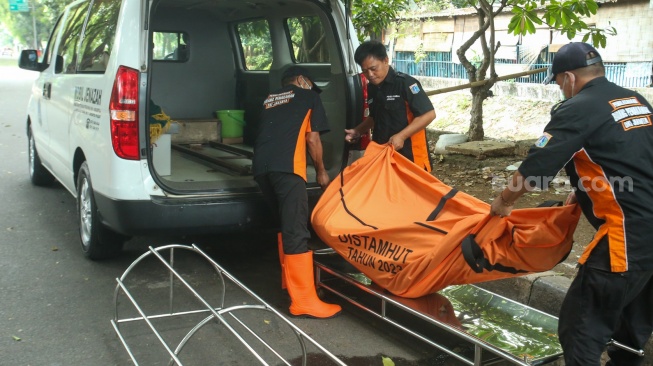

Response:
(0, 66), (39, 81)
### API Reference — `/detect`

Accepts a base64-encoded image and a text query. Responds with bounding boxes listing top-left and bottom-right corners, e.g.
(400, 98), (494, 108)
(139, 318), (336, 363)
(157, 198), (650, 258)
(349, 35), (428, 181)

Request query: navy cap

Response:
(282, 66), (322, 93)
(544, 42), (603, 84)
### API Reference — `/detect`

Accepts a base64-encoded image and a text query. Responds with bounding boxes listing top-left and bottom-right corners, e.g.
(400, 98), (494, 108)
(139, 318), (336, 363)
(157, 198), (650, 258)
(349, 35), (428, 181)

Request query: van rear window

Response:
(236, 20), (272, 71)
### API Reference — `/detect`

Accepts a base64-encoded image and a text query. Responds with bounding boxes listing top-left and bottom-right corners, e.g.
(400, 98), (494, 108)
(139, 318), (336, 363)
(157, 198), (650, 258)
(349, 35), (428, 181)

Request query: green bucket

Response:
(216, 110), (246, 138)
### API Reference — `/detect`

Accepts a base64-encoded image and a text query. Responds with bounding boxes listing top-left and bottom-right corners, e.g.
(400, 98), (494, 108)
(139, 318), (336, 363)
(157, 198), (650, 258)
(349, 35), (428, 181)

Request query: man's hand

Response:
(490, 194), (514, 217)
(388, 133), (406, 151)
(344, 129), (360, 143)
(489, 173), (530, 217)
(316, 170), (330, 190)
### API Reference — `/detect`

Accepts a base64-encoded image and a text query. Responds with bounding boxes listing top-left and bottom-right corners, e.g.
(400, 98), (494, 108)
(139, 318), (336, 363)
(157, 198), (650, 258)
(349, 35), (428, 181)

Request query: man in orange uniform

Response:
(491, 43), (653, 366)
(253, 66), (341, 319)
(345, 40), (436, 171)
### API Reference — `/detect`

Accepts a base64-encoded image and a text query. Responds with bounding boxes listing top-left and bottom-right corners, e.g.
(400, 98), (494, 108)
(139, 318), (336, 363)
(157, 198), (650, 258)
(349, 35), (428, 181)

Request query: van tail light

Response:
(358, 73), (371, 150)
(110, 66), (140, 160)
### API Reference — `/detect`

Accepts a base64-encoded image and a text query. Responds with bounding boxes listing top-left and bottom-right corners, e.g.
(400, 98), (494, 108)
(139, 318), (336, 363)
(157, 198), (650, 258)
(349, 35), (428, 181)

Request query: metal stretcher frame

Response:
(111, 244), (346, 366)
(313, 251), (565, 366)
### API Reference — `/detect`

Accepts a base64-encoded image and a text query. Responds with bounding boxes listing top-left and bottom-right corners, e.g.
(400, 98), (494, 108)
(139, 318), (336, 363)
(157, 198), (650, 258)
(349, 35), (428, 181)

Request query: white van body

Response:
(20, 0), (365, 259)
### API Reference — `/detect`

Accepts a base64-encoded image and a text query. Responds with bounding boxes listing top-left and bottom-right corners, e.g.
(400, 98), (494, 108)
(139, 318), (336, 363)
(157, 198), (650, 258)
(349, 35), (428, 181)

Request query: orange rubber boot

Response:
(284, 251), (342, 318)
(277, 233), (286, 290)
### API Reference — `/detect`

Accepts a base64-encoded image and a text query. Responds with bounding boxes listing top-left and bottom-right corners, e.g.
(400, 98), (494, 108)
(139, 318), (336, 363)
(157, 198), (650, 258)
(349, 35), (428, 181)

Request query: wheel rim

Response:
(79, 177), (93, 248)
(29, 133), (35, 177)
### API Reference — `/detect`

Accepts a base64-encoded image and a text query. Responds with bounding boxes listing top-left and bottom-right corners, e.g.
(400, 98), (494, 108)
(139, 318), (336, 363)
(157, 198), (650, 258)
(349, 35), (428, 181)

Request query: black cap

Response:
(282, 66), (322, 93)
(544, 42), (603, 84)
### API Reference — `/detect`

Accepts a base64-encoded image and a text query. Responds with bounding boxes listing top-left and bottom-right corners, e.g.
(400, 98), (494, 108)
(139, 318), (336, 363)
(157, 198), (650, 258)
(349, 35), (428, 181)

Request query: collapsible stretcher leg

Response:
(111, 244), (346, 366)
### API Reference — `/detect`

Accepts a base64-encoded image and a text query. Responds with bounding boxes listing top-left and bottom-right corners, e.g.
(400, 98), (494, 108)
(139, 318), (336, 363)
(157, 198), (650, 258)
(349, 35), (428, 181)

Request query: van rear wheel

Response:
(28, 126), (55, 186)
(77, 162), (126, 259)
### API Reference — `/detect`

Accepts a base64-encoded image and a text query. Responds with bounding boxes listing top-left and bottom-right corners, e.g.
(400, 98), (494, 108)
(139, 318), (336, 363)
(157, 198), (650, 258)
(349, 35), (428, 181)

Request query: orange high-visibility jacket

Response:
(311, 143), (581, 298)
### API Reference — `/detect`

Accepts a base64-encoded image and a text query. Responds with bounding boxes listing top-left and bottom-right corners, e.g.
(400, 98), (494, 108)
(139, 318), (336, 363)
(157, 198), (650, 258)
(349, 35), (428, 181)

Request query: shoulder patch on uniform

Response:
(534, 132), (552, 148)
(409, 83), (420, 94)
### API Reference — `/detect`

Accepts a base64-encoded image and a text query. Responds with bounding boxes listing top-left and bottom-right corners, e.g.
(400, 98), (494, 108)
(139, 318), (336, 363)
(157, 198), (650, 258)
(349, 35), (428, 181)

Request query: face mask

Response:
(560, 74), (568, 101)
(299, 76), (312, 90)
(560, 73), (577, 101)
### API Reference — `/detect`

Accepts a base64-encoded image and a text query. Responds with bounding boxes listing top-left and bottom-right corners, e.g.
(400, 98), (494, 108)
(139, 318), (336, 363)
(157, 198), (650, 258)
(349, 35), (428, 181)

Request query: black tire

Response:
(28, 126), (55, 186)
(76, 162), (126, 259)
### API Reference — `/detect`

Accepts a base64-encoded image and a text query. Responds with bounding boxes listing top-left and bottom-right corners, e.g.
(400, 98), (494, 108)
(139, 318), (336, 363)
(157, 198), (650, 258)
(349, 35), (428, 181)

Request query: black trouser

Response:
(559, 265), (653, 366)
(255, 172), (309, 254)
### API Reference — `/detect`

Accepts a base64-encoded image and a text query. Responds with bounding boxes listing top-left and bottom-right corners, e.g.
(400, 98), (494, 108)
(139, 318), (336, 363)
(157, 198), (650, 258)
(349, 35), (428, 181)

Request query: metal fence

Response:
(394, 54), (653, 88)
(604, 63), (652, 88)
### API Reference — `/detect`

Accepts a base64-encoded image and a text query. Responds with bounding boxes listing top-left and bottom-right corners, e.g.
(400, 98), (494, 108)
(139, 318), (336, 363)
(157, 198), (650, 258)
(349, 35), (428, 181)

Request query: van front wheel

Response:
(76, 162), (126, 259)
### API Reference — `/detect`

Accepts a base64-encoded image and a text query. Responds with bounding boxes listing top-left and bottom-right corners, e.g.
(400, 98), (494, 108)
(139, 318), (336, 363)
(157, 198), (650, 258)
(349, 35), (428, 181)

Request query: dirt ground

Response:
(425, 92), (596, 279)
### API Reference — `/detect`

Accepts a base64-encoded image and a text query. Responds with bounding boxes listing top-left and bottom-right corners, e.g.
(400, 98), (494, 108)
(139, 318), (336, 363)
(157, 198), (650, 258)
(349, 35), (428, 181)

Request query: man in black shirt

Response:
(345, 41), (436, 171)
(490, 43), (653, 366)
(253, 66), (340, 319)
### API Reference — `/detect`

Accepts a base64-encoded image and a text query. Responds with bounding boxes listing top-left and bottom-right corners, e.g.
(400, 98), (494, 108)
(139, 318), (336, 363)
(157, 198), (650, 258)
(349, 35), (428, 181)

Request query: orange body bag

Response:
(311, 143), (581, 298)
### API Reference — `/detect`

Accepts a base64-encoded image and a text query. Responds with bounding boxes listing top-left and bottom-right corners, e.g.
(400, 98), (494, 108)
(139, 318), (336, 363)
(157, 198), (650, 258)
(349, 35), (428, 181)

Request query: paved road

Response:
(0, 66), (457, 366)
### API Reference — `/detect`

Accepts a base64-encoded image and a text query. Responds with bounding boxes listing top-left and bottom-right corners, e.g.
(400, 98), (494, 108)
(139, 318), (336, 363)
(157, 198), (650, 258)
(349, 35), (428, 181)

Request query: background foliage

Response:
(0, 0), (68, 49)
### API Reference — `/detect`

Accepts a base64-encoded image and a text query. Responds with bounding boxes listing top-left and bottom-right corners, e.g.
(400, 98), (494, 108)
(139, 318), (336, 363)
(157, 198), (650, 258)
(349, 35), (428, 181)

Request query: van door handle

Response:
(43, 82), (51, 100)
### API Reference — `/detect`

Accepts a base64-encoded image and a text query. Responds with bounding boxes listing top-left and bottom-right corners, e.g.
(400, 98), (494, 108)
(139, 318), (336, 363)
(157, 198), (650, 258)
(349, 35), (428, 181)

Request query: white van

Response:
(19, 0), (366, 259)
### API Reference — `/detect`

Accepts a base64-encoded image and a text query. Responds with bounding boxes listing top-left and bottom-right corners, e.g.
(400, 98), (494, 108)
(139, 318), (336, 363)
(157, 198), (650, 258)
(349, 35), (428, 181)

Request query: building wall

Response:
(593, 0), (653, 62)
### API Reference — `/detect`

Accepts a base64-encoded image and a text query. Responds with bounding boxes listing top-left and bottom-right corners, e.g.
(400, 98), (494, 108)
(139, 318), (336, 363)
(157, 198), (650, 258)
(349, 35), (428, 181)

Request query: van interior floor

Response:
(157, 142), (258, 190)
(154, 140), (319, 191)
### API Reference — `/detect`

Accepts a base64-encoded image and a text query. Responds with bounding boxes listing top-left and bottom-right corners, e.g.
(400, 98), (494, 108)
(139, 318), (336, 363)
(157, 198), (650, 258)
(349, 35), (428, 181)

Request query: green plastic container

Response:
(216, 110), (246, 138)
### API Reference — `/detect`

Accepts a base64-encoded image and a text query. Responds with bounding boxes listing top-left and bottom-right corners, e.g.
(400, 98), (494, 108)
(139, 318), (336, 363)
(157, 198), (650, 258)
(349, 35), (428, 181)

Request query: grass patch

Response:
(455, 94), (472, 110)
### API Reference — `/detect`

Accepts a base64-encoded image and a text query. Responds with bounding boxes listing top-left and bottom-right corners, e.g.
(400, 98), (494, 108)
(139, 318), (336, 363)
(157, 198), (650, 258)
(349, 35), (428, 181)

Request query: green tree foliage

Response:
(351, 0), (453, 43)
(0, 0), (67, 49)
(508, 0), (610, 46)
(351, 0), (409, 42)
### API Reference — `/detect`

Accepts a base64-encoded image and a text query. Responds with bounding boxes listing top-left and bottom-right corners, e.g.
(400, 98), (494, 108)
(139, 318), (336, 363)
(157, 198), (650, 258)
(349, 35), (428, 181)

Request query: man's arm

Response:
(388, 109), (435, 150)
(306, 131), (330, 190)
(345, 116), (374, 143)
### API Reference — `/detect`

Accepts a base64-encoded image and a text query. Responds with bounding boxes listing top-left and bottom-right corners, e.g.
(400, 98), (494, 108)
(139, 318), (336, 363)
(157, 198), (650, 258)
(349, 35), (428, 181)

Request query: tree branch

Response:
(457, 7), (494, 82)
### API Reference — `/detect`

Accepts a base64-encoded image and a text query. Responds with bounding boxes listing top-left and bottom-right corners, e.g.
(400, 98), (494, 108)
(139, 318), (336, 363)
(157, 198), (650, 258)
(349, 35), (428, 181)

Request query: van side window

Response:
(236, 20), (272, 71)
(152, 32), (189, 62)
(78, 0), (121, 73)
(44, 15), (64, 66)
(56, 1), (91, 74)
(286, 16), (330, 63)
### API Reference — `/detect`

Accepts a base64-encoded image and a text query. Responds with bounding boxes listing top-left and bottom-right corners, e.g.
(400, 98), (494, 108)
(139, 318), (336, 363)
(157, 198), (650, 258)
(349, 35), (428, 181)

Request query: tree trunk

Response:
(467, 86), (490, 141)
